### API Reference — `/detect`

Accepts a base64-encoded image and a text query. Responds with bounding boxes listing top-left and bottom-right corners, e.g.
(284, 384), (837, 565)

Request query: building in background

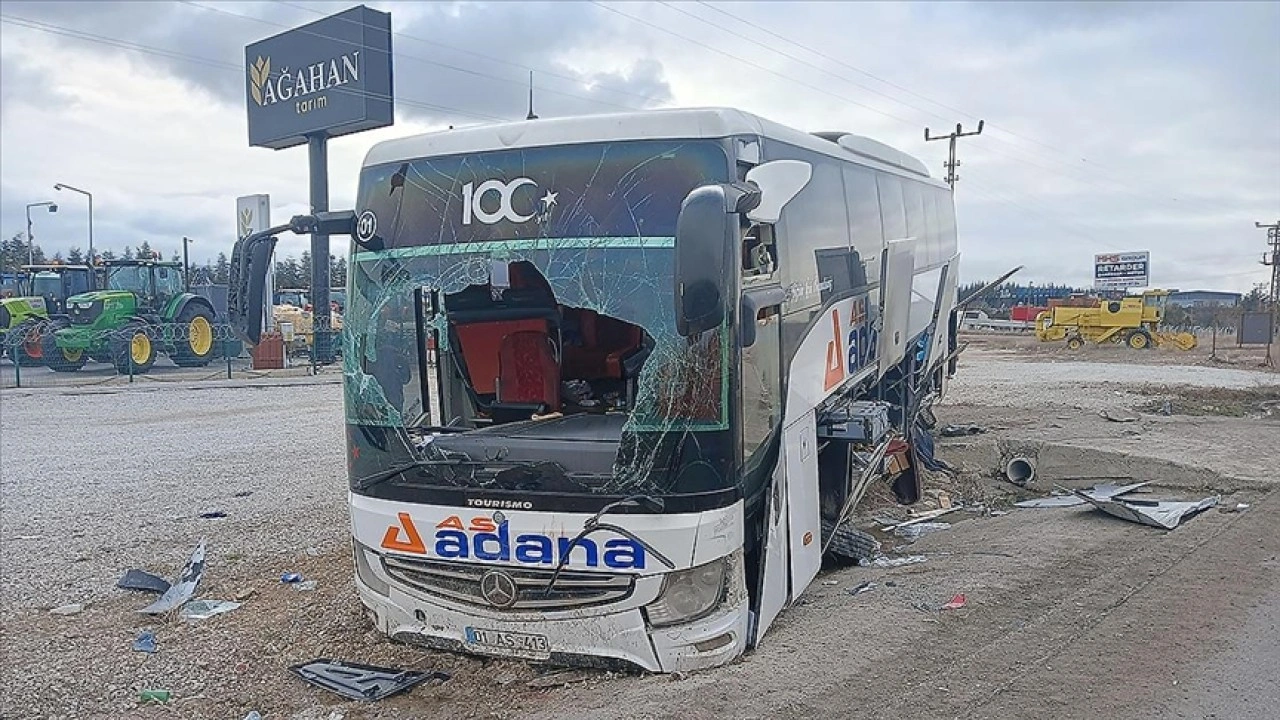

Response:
(1167, 290), (1242, 308)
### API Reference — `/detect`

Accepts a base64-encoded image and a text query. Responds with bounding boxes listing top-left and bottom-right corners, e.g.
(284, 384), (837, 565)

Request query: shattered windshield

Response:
(346, 139), (735, 499)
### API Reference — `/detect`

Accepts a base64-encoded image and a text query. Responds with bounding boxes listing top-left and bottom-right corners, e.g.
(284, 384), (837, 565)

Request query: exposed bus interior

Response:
(418, 261), (660, 490)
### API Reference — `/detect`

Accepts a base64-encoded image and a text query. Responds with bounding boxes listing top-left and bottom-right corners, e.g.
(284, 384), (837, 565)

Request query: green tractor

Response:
(1, 264), (97, 366)
(45, 259), (218, 374)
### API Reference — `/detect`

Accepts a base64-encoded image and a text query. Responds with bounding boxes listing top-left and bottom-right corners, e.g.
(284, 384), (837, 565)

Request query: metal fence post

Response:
(226, 345), (233, 380)
(128, 345), (134, 384)
(13, 354), (20, 388)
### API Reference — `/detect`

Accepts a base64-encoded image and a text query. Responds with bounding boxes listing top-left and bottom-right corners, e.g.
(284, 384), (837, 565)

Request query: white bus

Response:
(230, 107), (960, 673)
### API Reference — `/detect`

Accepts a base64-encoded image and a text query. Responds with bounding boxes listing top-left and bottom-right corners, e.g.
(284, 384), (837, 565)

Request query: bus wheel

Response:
(821, 519), (881, 564)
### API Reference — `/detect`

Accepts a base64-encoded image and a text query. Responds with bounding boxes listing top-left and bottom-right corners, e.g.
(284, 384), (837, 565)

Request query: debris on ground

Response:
(1219, 502), (1251, 513)
(116, 569), (171, 594)
(821, 580), (839, 586)
(198, 511), (228, 519)
(138, 539), (206, 615)
(880, 507), (960, 532)
(1015, 482), (1150, 509)
(940, 424), (987, 437)
(49, 603), (83, 616)
(232, 490), (253, 498)
(1071, 489), (1219, 530)
(860, 555), (927, 568)
(289, 658), (449, 701)
(179, 599), (241, 621)
(527, 669), (597, 689)
(941, 593), (968, 610)
(138, 690), (171, 703)
(132, 631), (158, 654)
(244, 712), (262, 720)
(234, 588), (257, 601)
(281, 572), (303, 584)
(294, 580), (318, 592)
(894, 522), (951, 540)
(848, 581), (877, 596)
(1099, 408), (1140, 423)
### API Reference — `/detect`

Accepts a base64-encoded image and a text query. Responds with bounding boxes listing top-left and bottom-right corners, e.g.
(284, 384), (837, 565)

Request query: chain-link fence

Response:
(1, 317), (343, 389)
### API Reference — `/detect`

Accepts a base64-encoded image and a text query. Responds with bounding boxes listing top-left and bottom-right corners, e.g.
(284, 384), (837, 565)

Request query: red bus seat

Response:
(496, 330), (560, 411)
(453, 318), (549, 395)
(562, 309), (643, 380)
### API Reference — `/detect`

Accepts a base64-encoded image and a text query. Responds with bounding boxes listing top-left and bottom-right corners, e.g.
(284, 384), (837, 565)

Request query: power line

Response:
(925, 121), (985, 189)
(179, 1), (646, 115)
(0, 13), (512, 123)
(688, 0), (1232, 216)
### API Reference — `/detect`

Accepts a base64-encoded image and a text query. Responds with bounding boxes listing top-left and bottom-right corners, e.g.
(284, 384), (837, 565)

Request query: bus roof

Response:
(363, 106), (938, 184)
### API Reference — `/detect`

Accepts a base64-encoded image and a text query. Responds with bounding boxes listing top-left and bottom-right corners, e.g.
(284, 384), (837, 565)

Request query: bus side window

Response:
(742, 224), (777, 279)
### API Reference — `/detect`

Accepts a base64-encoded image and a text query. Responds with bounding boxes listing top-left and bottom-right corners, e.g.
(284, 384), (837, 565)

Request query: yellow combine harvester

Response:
(1034, 289), (1197, 351)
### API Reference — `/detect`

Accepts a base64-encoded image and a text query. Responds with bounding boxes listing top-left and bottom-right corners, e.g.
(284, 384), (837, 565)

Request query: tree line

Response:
(2, 232), (348, 287)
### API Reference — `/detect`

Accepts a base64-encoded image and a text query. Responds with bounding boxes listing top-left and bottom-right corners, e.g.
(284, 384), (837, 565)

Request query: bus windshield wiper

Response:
(541, 494), (675, 596)
(353, 460), (436, 492)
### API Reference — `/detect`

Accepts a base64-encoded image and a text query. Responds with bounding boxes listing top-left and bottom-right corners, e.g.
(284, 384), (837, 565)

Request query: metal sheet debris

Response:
(1071, 490), (1219, 530)
(848, 581), (877, 596)
(179, 599), (241, 620)
(289, 658), (449, 701)
(1015, 482), (1151, 508)
(860, 555), (927, 568)
(138, 539), (206, 615)
(117, 569), (172, 594)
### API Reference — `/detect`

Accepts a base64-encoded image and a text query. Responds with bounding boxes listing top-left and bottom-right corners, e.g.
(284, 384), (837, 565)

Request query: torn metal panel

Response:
(117, 569), (171, 594)
(289, 658), (449, 701)
(1071, 490), (1219, 530)
(1015, 482), (1151, 509)
(138, 539), (206, 615)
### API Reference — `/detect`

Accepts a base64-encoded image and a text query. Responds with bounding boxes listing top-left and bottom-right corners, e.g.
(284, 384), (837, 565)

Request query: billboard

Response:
(244, 5), (393, 150)
(236, 195), (273, 333)
(1094, 251), (1149, 290)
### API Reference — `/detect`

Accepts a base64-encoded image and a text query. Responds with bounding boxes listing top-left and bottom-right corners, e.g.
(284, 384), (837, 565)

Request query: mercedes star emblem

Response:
(479, 570), (519, 609)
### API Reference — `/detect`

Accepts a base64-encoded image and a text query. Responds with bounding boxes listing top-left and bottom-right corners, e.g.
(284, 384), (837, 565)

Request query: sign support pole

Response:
(308, 133), (333, 364)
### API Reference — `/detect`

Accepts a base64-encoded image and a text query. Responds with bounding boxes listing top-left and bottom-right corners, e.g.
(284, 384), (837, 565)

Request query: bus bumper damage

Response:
(352, 542), (749, 673)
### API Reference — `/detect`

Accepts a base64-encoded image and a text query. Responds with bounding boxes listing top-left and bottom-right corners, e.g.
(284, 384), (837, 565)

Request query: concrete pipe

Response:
(1005, 456), (1036, 486)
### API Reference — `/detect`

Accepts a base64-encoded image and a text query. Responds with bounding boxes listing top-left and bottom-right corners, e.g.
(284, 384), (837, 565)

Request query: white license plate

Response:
(465, 627), (551, 660)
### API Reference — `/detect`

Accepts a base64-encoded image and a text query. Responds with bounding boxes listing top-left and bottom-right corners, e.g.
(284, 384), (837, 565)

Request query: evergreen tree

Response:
(135, 241), (153, 260)
(123, 247), (135, 260)
(171, 251), (181, 263)
(331, 256), (347, 286)
(299, 250), (312, 286)
(67, 247), (85, 264)
(214, 252), (230, 284)
(100, 249), (117, 261)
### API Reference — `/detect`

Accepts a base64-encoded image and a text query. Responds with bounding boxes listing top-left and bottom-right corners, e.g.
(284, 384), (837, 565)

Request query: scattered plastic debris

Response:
(198, 511), (228, 519)
(289, 658), (449, 701)
(117, 569), (172, 594)
(294, 580), (318, 592)
(133, 631), (158, 654)
(1015, 482), (1150, 509)
(821, 580), (839, 586)
(244, 713), (262, 720)
(941, 593), (968, 610)
(848, 581), (876, 596)
(880, 507), (959, 532)
(940, 424), (986, 437)
(860, 555), (927, 568)
(179, 599), (241, 621)
(305, 547), (321, 557)
(138, 689), (171, 703)
(1071, 490), (1219, 530)
(138, 539), (207, 615)
(527, 668), (596, 689)
(49, 603), (83, 616)
(894, 521), (951, 540)
(233, 490), (253, 498)
(281, 572), (303, 584)
(1220, 503), (1251, 514)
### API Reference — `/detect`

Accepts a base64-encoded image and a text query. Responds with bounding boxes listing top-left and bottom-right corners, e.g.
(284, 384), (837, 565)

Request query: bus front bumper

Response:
(354, 566), (748, 674)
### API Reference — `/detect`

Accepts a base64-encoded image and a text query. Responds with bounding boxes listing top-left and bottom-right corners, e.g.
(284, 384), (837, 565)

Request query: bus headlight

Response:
(644, 557), (727, 628)
(353, 541), (390, 596)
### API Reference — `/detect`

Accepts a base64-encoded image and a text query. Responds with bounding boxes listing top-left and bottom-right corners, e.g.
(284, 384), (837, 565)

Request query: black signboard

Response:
(245, 5), (393, 150)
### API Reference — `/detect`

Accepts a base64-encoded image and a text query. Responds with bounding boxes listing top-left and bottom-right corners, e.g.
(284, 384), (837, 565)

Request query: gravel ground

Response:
(2, 351), (1277, 719)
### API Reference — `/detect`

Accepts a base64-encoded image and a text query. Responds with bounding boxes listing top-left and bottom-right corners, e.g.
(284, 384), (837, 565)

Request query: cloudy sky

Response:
(1, 0), (1276, 292)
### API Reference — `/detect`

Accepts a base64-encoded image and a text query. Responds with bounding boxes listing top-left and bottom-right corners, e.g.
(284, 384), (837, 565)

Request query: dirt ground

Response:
(2, 335), (1277, 720)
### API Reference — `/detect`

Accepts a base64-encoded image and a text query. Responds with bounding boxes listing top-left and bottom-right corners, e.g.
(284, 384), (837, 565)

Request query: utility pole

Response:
(1258, 220), (1280, 367)
(925, 120), (985, 189)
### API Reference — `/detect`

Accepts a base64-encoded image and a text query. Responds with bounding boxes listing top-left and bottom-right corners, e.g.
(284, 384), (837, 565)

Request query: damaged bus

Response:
(229, 107), (960, 673)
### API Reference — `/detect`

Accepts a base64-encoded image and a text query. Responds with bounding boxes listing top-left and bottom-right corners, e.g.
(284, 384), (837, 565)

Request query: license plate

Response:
(464, 627), (551, 660)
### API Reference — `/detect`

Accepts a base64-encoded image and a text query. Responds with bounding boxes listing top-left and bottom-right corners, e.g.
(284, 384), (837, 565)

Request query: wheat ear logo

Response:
(248, 56), (270, 106)
(239, 208), (254, 239)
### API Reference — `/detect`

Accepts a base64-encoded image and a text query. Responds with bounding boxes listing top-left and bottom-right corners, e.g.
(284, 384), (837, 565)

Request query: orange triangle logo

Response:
(824, 309), (846, 391)
(381, 512), (427, 554)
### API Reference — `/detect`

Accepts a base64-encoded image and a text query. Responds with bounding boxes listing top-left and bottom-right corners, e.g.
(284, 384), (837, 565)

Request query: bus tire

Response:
(822, 519), (880, 564)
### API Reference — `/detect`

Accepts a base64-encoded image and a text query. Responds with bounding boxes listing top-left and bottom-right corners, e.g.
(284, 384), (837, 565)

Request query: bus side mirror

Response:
(228, 231), (278, 346)
(739, 286), (787, 348)
(674, 182), (760, 337)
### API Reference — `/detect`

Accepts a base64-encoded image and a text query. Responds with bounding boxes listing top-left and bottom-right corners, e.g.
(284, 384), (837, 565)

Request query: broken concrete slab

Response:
(1071, 490), (1219, 530)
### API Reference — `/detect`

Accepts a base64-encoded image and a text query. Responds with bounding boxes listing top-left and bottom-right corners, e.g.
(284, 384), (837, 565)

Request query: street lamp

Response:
(53, 183), (93, 259)
(25, 201), (58, 265)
